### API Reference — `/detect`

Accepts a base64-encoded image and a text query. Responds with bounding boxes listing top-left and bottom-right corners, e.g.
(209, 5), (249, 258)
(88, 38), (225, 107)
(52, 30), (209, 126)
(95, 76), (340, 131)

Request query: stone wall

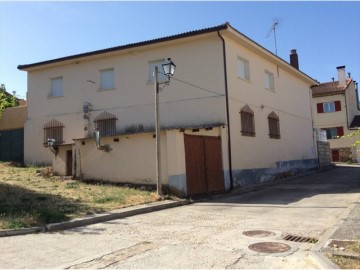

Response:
(333, 147), (354, 162)
(317, 140), (331, 168)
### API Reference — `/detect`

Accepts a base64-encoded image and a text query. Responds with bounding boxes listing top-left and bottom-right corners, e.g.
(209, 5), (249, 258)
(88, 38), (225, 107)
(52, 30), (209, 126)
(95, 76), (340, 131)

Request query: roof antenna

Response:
(266, 18), (280, 55)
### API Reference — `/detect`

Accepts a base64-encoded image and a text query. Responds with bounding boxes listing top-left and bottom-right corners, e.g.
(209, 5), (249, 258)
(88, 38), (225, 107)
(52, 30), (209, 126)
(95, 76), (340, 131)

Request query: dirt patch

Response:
(0, 162), (158, 230)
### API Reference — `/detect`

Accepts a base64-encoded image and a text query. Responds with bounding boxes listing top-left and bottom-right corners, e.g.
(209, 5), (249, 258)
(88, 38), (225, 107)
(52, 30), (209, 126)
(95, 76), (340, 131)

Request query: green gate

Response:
(0, 128), (24, 162)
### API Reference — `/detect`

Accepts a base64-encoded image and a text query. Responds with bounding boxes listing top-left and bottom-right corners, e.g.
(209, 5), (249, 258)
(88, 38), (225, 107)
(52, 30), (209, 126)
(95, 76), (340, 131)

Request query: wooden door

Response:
(184, 135), (207, 196)
(332, 150), (340, 162)
(205, 136), (225, 194)
(66, 150), (73, 176)
(184, 134), (224, 197)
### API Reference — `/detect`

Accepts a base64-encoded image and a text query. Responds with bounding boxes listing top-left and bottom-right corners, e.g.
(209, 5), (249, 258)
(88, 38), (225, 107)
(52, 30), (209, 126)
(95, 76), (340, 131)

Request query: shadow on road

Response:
(199, 166), (360, 206)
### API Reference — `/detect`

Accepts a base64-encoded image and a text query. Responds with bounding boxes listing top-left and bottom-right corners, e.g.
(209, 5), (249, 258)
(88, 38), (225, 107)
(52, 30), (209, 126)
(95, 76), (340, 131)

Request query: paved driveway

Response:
(1, 165), (359, 269)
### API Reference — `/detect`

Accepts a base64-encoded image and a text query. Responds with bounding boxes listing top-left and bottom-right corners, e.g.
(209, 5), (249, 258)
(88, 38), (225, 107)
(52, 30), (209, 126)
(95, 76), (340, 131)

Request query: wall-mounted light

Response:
(47, 138), (59, 155)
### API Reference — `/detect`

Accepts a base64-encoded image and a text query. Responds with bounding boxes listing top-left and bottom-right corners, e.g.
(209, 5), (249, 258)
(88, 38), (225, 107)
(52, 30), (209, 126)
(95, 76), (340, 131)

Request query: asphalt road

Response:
(1, 165), (359, 269)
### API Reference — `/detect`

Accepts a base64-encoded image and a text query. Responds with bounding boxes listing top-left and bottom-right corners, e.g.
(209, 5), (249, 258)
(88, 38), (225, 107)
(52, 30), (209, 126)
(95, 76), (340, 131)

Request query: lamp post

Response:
(155, 58), (176, 197)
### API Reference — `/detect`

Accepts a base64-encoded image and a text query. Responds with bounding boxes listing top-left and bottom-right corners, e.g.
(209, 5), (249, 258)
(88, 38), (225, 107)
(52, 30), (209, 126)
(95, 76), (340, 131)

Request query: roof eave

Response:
(222, 25), (318, 86)
(18, 23), (229, 71)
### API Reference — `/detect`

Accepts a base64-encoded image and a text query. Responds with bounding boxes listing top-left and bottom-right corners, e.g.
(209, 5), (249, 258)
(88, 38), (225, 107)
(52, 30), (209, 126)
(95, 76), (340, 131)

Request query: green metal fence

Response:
(0, 128), (24, 162)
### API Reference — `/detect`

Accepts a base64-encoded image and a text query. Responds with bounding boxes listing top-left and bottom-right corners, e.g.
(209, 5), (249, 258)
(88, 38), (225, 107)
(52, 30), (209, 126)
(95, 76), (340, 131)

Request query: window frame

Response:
(50, 77), (64, 98)
(43, 119), (65, 147)
(94, 111), (118, 137)
(264, 70), (275, 91)
(240, 105), (255, 137)
(99, 68), (115, 91)
(322, 126), (344, 140)
(237, 56), (250, 81)
(268, 112), (281, 139)
(323, 101), (335, 113)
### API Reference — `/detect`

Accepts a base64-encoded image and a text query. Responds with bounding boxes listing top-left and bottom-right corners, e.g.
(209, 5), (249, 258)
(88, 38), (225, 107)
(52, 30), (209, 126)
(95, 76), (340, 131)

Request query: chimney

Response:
(290, 49), (299, 70)
(337, 66), (346, 87)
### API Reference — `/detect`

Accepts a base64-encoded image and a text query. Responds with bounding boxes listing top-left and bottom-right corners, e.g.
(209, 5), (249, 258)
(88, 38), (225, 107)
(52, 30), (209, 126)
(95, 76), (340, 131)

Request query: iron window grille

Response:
(94, 111), (117, 136)
(43, 119), (65, 146)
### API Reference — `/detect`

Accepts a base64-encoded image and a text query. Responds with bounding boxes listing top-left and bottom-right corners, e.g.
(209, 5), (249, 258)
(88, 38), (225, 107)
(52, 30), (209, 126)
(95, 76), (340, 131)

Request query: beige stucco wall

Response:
(72, 126), (226, 184)
(312, 91), (359, 160)
(53, 144), (72, 175)
(24, 34), (226, 165)
(224, 35), (316, 170)
(345, 82), (360, 125)
(0, 106), (27, 131)
(74, 132), (168, 185)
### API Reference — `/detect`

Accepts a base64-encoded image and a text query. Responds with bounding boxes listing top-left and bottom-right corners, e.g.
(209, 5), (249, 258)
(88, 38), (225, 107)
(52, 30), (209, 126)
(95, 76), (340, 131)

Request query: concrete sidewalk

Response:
(0, 199), (189, 237)
(312, 199), (360, 268)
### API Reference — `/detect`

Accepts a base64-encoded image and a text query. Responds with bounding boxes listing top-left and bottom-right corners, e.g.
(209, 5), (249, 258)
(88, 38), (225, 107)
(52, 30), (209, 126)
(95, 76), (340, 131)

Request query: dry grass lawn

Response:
(0, 162), (157, 230)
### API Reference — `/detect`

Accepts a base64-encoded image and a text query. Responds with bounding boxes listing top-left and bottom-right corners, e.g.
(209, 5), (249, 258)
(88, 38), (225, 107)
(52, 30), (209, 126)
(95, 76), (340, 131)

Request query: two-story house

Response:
(311, 66), (360, 162)
(18, 22), (318, 197)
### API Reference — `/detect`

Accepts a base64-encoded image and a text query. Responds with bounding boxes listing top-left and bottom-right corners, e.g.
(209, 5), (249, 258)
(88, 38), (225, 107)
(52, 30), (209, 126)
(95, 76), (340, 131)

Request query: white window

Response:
(264, 70), (275, 90)
(50, 77), (63, 97)
(100, 68), (115, 90)
(323, 102), (335, 113)
(148, 60), (167, 83)
(237, 57), (250, 81)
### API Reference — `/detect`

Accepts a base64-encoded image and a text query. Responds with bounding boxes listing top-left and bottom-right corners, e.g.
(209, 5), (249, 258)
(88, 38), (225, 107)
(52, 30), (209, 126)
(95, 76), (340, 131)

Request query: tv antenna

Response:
(266, 18), (280, 55)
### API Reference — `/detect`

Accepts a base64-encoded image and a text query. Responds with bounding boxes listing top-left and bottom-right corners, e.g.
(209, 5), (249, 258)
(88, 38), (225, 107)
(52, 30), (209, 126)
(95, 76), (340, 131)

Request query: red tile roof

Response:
(312, 78), (353, 97)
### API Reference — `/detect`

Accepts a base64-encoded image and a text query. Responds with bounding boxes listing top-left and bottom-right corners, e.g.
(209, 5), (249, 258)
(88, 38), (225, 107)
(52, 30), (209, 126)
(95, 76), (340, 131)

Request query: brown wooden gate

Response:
(184, 134), (225, 197)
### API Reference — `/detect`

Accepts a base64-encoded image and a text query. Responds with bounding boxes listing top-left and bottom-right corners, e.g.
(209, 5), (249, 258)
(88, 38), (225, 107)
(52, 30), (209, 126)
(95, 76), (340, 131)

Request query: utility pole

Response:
(154, 66), (162, 197)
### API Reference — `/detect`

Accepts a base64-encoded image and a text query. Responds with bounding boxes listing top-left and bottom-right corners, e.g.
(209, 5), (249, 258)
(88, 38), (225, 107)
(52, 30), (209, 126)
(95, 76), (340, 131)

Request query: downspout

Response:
(344, 88), (351, 130)
(218, 30), (234, 190)
(356, 82), (360, 111)
(309, 87), (320, 169)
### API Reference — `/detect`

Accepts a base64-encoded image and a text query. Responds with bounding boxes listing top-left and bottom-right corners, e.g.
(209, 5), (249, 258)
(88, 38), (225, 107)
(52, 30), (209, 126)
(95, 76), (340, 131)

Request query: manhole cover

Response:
(242, 230), (276, 238)
(248, 242), (291, 253)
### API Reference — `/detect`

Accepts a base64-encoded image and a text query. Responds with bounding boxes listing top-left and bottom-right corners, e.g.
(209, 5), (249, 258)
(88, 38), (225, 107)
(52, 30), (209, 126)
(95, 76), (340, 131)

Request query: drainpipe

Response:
(308, 87), (320, 169)
(218, 29), (234, 190)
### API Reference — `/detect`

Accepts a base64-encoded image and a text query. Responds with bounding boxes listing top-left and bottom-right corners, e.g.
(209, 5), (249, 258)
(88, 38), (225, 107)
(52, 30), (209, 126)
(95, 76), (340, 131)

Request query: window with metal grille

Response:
(240, 105), (255, 137)
(94, 111), (117, 136)
(268, 112), (280, 139)
(43, 119), (64, 146)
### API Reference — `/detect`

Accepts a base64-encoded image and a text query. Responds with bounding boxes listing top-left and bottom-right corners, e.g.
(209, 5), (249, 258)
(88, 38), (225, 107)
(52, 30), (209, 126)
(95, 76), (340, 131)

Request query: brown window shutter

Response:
(337, 126), (344, 137)
(317, 103), (324, 113)
(335, 101), (341, 111)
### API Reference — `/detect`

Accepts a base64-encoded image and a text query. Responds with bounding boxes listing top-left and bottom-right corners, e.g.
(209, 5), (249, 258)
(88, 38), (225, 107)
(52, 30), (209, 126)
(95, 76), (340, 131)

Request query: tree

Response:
(347, 128), (360, 146)
(0, 84), (19, 118)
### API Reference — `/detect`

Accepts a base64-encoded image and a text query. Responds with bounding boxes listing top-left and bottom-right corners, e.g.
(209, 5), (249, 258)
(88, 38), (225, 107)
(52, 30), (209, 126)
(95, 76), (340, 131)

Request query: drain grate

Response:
(283, 234), (318, 243)
(248, 242), (291, 254)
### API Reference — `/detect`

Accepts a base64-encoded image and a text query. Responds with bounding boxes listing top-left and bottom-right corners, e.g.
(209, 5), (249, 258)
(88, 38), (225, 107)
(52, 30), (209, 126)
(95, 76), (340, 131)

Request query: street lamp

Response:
(155, 58), (176, 197)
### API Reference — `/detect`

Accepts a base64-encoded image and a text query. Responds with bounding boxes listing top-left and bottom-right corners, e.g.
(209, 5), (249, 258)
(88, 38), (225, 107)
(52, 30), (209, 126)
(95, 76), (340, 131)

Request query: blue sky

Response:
(1, 1), (359, 100)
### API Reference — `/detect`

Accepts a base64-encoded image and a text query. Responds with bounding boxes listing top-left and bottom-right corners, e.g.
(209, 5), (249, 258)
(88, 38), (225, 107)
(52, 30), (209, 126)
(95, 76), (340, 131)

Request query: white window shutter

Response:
(100, 69), (115, 90)
(51, 78), (63, 97)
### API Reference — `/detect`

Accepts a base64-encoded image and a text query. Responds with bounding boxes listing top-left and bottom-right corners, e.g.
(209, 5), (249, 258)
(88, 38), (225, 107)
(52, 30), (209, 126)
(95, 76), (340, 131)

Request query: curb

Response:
(0, 199), (190, 237)
(310, 200), (359, 269)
